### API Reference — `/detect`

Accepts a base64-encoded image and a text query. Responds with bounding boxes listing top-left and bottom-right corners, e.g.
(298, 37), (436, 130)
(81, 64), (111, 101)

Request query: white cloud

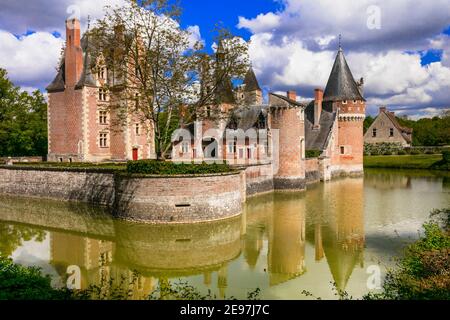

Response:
(241, 0), (450, 116)
(187, 25), (204, 48)
(0, 31), (64, 89)
(0, 0), (127, 35)
(239, 0), (450, 52)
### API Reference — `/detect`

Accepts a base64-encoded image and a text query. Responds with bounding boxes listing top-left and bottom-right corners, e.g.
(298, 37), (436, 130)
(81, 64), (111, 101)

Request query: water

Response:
(0, 169), (449, 300)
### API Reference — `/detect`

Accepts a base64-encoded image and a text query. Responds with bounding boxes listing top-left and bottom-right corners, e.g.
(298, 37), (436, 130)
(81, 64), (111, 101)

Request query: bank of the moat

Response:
(0, 162), (362, 223)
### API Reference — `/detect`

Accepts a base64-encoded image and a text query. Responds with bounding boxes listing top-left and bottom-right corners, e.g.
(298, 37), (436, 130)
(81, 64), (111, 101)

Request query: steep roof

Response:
(269, 93), (306, 108)
(75, 35), (96, 89)
(227, 105), (268, 131)
(47, 34), (97, 92)
(380, 109), (413, 143)
(304, 101), (337, 151)
(243, 67), (261, 92)
(216, 77), (236, 104)
(323, 48), (365, 102)
(46, 61), (66, 92)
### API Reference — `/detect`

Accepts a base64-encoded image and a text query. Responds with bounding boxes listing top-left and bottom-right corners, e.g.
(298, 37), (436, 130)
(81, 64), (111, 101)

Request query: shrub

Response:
(0, 257), (72, 300)
(397, 150), (407, 155)
(443, 151), (450, 163)
(305, 150), (322, 159)
(365, 208), (450, 300)
(126, 160), (232, 175)
(425, 150), (435, 155)
(410, 150), (421, 155)
(383, 151), (393, 156)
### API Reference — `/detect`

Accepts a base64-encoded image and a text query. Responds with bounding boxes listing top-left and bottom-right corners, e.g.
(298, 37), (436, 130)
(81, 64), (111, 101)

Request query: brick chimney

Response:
(65, 19), (83, 87)
(287, 90), (297, 101)
(314, 88), (323, 129)
(379, 106), (387, 114)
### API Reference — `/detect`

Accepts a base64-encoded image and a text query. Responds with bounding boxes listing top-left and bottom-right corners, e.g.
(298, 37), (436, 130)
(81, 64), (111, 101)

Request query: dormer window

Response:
(342, 100), (348, 105)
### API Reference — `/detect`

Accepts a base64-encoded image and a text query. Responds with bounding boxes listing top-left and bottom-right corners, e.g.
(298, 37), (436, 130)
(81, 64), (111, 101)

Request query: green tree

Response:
(364, 115), (375, 134)
(0, 69), (48, 157)
(89, 0), (249, 160)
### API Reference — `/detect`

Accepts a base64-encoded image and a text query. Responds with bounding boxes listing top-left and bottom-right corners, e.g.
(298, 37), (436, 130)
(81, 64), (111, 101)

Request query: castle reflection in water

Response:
(0, 174), (371, 299)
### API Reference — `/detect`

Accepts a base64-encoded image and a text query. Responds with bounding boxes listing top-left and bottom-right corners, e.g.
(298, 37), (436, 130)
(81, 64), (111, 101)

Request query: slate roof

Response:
(216, 77), (236, 104)
(304, 101), (337, 151)
(323, 48), (365, 102)
(227, 105), (268, 131)
(269, 93), (306, 108)
(47, 34), (97, 92)
(46, 61), (66, 92)
(243, 67), (261, 92)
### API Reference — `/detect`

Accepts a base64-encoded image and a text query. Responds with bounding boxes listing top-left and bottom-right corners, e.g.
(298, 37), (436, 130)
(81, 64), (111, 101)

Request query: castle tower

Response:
(46, 18), (86, 162)
(323, 46), (366, 172)
(242, 67), (263, 105)
(269, 91), (306, 191)
(46, 19), (155, 162)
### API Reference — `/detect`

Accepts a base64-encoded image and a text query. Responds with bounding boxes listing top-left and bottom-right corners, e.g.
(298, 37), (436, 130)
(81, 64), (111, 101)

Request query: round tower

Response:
(323, 46), (366, 174)
(269, 92), (306, 191)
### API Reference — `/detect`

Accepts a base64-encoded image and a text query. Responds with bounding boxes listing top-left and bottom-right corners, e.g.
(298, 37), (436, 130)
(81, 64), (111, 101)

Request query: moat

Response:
(1, 169), (448, 300)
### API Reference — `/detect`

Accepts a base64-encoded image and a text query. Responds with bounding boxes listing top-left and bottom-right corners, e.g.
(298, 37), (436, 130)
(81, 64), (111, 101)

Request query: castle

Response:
(47, 19), (366, 190)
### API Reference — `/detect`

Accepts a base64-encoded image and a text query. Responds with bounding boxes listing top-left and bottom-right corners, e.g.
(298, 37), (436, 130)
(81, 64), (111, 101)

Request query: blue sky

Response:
(179, 0), (281, 45)
(0, 0), (449, 119)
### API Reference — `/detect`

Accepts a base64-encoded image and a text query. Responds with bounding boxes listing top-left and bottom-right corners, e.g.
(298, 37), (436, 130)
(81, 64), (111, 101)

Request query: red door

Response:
(132, 148), (139, 161)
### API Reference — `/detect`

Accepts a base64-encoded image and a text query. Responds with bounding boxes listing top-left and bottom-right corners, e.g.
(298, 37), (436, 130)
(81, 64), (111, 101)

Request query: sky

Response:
(0, 0), (449, 119)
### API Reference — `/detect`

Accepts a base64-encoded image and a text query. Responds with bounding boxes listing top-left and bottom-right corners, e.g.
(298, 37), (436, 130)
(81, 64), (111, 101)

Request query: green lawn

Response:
(364, 154), (445, 170)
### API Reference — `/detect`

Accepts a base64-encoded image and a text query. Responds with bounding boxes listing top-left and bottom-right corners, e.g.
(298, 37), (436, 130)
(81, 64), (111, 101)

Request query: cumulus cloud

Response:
(0, 31), (64, 89)
(0, 0), (127, 35)
(239, 0), (450, 52)
(187, 25), (204, 48)
(240, 0), (450, 116)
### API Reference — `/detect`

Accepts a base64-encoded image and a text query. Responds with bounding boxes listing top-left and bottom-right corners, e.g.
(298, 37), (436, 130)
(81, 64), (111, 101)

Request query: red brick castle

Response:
(47, 19), (365, 187)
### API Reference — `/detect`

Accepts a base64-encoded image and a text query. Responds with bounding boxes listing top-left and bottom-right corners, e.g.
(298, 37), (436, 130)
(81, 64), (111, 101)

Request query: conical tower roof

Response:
(243, 67), (261, 92)
(323, 48), (365, 102)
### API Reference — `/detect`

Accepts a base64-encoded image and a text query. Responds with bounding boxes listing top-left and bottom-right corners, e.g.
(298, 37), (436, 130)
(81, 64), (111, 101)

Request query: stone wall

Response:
(305, 158), (320, 183)
(0, 168), (243, 224)
(242, 164), (274, 197)
(114, 172), (243, 223)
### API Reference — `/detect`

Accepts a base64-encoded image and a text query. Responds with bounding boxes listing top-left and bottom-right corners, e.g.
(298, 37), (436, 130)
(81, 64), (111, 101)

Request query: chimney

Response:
(65, 19), (83, 87)
(287, 90), (297, 101)
(379, 106), (387, 114)
(314, 89), (323, 129)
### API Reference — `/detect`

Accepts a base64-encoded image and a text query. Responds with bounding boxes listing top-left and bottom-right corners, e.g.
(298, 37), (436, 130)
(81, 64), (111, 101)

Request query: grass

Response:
(364, 154), (446, 170)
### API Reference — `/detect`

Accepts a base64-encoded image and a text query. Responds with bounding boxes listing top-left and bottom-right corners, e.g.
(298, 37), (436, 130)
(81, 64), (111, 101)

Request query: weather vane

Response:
(338, 34), (342, 50)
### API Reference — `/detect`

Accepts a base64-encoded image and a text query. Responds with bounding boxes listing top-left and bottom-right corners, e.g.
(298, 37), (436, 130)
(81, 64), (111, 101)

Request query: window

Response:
(97, 67), (106, 80)
(99, 111), (108, 124)
(227, 143), (235, 154)
(59, 158), (63, 163)
(390, 128), (394, 137)
(206, 106), (211, 118)
(372, 128), (377, 137)
(99, 133), (108, 148)
(340, 146), (345, 155)
(135, 123), (140, 136)
(99, 89), (108, 101)
(247, 148), (252, 159)
(182, 142), (189, 154)
(69, 158), (73, 163)
(342, 100), (348, 105)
